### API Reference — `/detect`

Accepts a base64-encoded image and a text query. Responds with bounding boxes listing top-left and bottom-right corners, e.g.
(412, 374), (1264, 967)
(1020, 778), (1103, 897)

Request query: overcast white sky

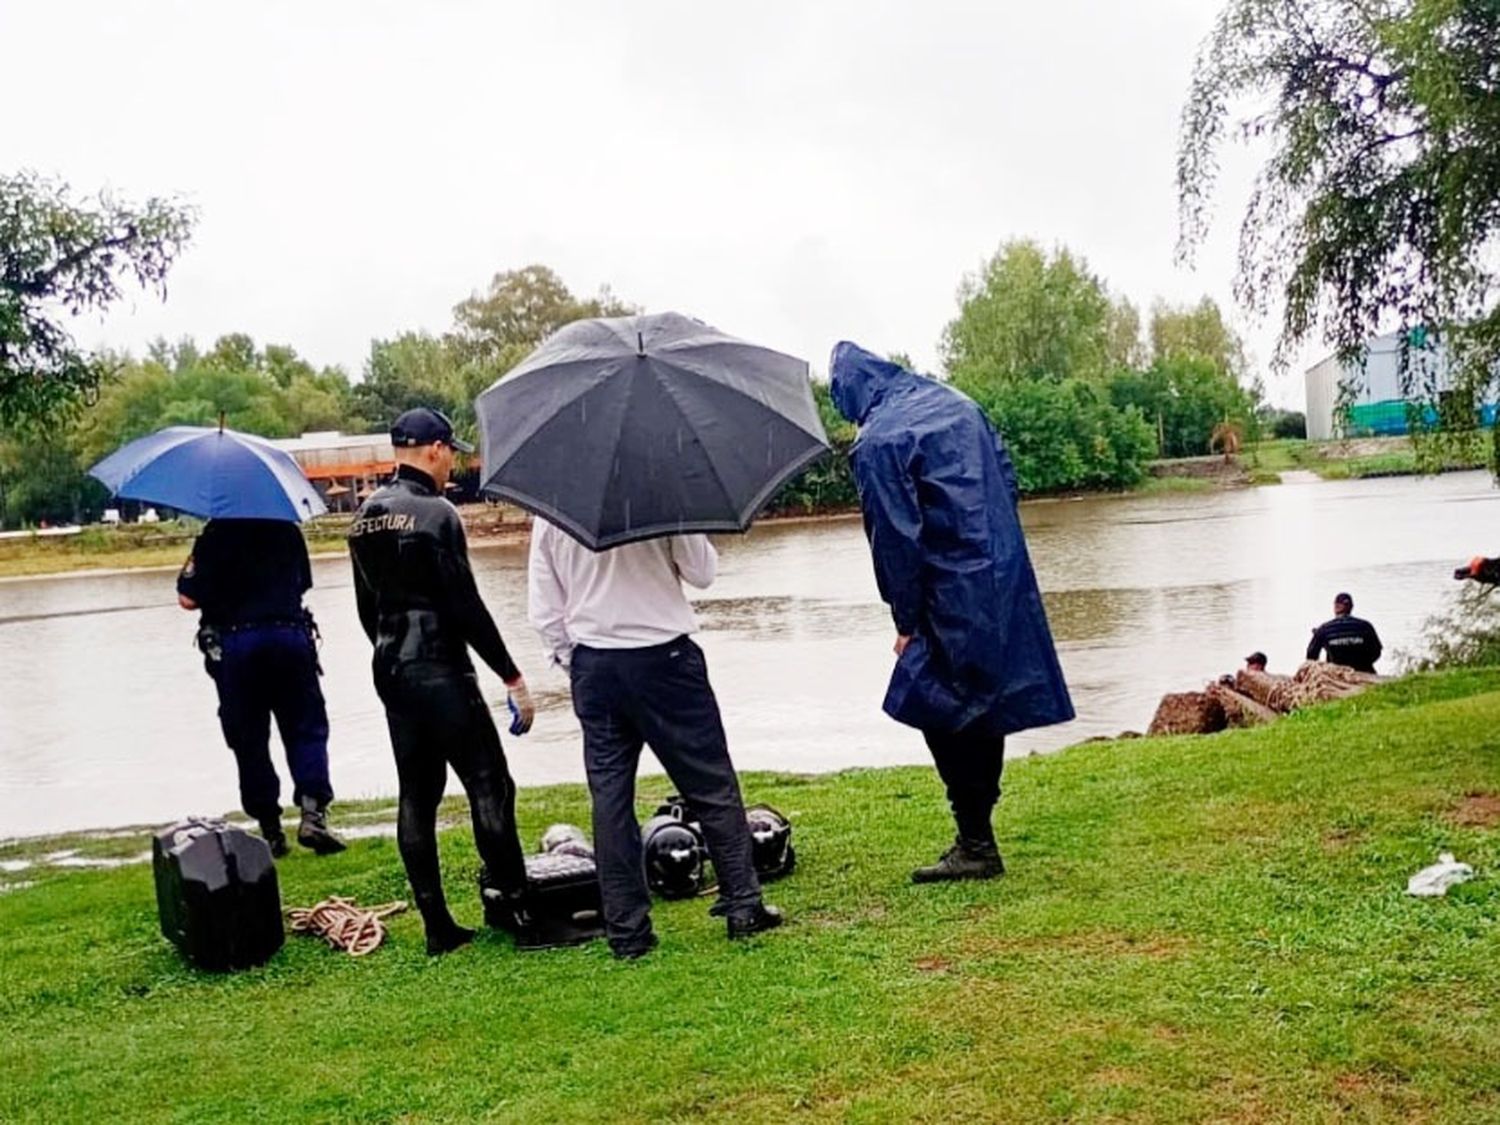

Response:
(4, 0), (1311, 407)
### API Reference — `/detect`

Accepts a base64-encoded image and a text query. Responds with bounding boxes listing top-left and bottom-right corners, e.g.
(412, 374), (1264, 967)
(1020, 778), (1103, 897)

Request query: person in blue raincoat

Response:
(829, 342), (1074, 882)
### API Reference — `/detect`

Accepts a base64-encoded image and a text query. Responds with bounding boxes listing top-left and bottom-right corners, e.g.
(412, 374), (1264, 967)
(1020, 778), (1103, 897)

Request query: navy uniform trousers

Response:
(570, 636), (762, 952)
(211, 623), (332, 822)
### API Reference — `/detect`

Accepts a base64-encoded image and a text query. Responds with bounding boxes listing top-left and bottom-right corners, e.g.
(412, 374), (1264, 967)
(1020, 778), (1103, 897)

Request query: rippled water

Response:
(2, 471), (1493, 837)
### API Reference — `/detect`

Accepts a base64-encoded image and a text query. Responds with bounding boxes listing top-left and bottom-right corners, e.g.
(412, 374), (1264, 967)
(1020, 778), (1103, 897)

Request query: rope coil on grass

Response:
(287, 896), (408, 956)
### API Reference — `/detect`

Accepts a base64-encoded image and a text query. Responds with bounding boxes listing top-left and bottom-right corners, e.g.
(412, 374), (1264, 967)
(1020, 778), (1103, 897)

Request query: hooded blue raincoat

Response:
(830, 342), (1074, 738)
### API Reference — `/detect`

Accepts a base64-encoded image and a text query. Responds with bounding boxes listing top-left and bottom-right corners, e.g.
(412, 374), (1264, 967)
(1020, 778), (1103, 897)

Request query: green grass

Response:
(1247, 438), (1489, 482)
(5, 670), (1500, 1122)
(0, 519), (354, 578)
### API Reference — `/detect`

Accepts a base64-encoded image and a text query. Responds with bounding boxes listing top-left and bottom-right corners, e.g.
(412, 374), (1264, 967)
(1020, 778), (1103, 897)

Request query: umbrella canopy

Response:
(89, 426), (327, 522)
(476, 312), (829, 549)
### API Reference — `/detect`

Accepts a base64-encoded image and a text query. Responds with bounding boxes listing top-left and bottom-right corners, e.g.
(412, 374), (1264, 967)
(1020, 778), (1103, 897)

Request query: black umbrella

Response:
(476, 312), (829, 549)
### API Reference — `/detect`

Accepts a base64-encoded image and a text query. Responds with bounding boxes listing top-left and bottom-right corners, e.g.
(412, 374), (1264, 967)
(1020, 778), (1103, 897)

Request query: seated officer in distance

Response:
(1306, 591), (1382, 674)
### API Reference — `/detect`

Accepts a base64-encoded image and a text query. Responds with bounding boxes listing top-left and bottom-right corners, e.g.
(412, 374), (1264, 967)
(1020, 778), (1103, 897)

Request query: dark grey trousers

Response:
(922, 723), (1006, 844)
(570, 637), (762, 951)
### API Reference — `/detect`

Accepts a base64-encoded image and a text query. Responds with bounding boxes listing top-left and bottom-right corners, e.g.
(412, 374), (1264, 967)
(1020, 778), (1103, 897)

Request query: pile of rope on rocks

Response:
(1147, 661), (1387, 737)
(287, 895), (408, 956)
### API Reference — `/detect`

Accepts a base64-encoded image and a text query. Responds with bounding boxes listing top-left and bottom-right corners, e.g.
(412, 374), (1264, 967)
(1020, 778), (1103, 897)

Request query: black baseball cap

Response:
(1245, 651), (1267, 666)
(390, 408), (473, 453)
(1334, 592), (1353, 608)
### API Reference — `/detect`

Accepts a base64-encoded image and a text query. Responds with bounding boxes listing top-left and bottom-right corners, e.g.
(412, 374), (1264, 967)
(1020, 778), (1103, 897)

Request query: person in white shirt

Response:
(528, 519), (783, 958)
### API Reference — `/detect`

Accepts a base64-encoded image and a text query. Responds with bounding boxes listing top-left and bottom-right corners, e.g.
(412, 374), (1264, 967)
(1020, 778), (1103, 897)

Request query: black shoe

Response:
(727, 903), (784, 940)
(425, 923), (476, 956)
(611, 933), (659, 961)
(296, 800), (347, 855)
(911, 838), (1004, 883)
(258, 818), (289, 859)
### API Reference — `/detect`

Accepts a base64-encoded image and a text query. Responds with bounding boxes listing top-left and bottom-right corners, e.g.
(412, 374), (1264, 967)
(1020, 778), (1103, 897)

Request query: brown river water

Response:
(1, 470), (1494, 838)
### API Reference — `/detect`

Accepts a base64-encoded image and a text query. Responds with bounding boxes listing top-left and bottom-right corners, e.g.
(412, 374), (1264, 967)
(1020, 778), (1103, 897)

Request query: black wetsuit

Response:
(177, 519), (331, 823)
(1306, 613), (1383, 674)
(348, 464), (527, 937)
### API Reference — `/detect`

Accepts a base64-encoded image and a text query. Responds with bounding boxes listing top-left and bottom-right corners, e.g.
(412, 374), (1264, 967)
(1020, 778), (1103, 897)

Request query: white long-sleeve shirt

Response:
(527, 519), (717, 668)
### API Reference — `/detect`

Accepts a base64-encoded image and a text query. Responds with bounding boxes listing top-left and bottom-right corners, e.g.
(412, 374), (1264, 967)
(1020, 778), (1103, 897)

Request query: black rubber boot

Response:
(256, 816), (289, 858)
(911, 838), (1005, 884)
(410, 887), (473, 955)
(727, 903), (784, 940)
(296, 798), (347, 855)
(425, 921), (476, 956)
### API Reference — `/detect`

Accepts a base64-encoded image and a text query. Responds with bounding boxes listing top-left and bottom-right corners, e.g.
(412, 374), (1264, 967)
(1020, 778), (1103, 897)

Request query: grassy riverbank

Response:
(0, 518), (357, 579)
(4, 669), (1500, 1122)
(1248, 436), (1491, 481)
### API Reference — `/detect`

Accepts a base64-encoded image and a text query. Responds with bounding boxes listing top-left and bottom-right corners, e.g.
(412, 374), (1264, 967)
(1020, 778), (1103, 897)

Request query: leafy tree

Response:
(767, 381), (860, 513)
(1149, 298), (1247, 379)
(354, 332), (468, 434)
(1178, 0), (1500, 460)
(0, 434), (106, 527)
(449, 264), (636, 372)
(1259, 406), (1308, 439)
(1107, 298), (1148, 371)
(72, 336), (356, 468)
(1108, 356), (1260, 459)
(0, 173), (194, 431)
(942, 240), (1118, 386)
(962, 377), (1157, 492)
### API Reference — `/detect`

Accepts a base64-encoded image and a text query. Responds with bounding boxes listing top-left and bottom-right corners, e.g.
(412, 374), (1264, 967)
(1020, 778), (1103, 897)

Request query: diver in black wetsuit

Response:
(348, 408), (536, 955)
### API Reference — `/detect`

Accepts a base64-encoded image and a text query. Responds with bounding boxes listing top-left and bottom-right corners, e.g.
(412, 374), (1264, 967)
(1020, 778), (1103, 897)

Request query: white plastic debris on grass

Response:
(1406, 853), (1475, 897)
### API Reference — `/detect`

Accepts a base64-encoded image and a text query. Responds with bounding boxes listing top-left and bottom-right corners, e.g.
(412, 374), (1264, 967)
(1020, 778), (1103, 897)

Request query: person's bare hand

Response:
(894, 634), (913, 657)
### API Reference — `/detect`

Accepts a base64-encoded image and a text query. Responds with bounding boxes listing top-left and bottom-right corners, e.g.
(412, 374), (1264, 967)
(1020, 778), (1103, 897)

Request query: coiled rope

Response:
(287, 895), (407, 956)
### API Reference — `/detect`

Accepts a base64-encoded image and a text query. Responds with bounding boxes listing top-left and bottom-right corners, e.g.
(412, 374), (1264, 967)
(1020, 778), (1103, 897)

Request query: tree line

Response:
(1, 178), (1284, 527)
(10, 0), (1500, 523)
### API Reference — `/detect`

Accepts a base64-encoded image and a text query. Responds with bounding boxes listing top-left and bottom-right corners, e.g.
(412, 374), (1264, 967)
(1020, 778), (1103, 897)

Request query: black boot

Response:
(424, 919), (477, 956)
(258, 816), (289, 859)
(296, 797), (346, 855)
(911, 838), (1005, 883)
(727, 903), (784, 940)
(414, 890), (474, 955)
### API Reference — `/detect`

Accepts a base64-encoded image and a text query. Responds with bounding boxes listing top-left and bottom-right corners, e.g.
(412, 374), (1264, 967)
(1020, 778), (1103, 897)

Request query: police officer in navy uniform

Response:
(1306, 591), (1383, 673)
(348, 407), (537, 955)
(177, 519), (345, 857)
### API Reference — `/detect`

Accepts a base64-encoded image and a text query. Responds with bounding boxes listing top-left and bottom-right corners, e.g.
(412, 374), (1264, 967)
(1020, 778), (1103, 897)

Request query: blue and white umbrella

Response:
(89, 425), (326, 522)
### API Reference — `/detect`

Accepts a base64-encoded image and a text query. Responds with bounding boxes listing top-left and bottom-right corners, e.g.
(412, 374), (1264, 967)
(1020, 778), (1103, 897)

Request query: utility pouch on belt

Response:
(195, 624), (223, 665)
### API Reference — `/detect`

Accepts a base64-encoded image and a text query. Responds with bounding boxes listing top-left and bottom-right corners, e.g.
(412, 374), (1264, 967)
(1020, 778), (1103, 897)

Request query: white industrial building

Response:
(1303, 331), (1457, 440)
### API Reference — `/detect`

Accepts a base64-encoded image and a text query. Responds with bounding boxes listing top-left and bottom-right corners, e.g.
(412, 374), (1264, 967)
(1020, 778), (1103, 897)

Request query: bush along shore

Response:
(3, 667), (1499, 1122)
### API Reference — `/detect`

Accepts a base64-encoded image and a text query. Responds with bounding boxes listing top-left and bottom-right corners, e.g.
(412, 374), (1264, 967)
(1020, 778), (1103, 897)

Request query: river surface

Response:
(1, 471), (1493, 838)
